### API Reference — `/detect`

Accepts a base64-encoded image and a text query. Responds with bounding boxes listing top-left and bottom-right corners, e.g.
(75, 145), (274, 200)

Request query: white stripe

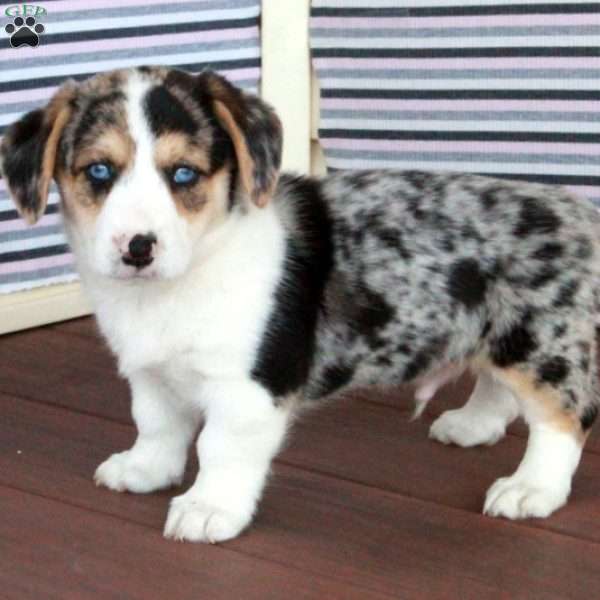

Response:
(0, 273), (78, 295)
(0, 194), (60, 212)
(0, 233), (68, 253)
(312, 35), (600, 49)
(313, 0), (594, 7)
(320, 118), (600, 134)
(319, 77), (600, 91)
(0, 48), (260, 83)
(326, 156), (599, 177)
(45, 6), (260, 35)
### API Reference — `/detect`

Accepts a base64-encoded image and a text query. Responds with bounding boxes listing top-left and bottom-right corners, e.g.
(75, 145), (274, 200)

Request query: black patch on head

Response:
(144, 85), (197, 137)
(513, 200), (561, 237)
(72, 91), (125, 152)
(553, 280), (580, 308)
(251, 175), (333, 399)
(490, 311), (538, 367)
(1, 109), (48, 214)
(530, 265), (560, 289)
(532, 242), (563, 261)
(581, 405), (598, 431)
(538, 356), (570, 385)
(447, 258), (487, 310)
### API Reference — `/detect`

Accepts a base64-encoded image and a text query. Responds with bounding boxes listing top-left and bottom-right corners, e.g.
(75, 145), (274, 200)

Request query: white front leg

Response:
(95, 371), (200, 493)
(164, 379), (290, 544)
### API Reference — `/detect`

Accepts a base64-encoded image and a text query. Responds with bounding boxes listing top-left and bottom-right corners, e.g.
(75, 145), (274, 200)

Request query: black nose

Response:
(123, 233), (156, 268)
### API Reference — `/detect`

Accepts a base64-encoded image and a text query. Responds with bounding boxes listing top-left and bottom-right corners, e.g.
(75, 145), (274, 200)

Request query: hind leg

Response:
(429, 371), (520, 447)
(483, 362), (596, 519)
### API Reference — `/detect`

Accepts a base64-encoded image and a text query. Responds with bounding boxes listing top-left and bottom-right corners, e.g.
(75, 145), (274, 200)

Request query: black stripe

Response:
(312, 3), (600, 18)
(313, 47), (600, 59)
(319, 128), (600, 144)
(0, 203), (59, 222)
(1, 17), (259, 47)
(0, 57), (260, 97)
(0, 244), (70, 264)
(326, 167), (600, 188)
(321, 88), (600, 101)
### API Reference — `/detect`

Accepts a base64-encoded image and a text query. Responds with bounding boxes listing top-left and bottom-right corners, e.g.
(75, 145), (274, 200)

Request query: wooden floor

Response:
(2, 317), (600, 599)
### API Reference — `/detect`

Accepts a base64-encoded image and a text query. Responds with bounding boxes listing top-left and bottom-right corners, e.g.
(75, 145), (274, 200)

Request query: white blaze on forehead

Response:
(124, 71), (156, 172)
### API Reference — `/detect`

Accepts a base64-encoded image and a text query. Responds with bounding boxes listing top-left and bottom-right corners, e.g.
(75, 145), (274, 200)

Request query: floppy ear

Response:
(0, 84), (75, 224)
(199, 71), (283, 207)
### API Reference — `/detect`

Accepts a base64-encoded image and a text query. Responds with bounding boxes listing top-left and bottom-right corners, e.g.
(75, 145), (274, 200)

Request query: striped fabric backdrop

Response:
(311, 0), (600, 209)
(0, 0), (261, 294)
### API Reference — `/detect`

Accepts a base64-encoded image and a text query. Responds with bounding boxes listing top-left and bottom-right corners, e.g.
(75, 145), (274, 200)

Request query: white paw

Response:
(163, 493), (251, 544)
(429, 409), (506, 447)
(94, 450), (183, 494)
(484, 476), (568, 519)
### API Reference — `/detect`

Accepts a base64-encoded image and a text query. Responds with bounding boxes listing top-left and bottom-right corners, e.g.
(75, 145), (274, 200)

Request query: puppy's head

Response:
(0, 67), (282, 280)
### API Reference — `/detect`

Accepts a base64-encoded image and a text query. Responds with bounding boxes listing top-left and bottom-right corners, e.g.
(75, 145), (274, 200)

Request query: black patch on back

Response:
(530, 265), (560, 289)
(354, 285), (395, 349)
(581, 405), (598, 431)
(553, 280), (580, 308)
(538, 356), (570, 385)
(574, 235), (593, 260)
(490, 312), (538, 367)
(513, 200), (561, 237)
(403, 336), (448, 382)
(375, 227), (412, 260)
(553, 323), (567, 338)
(447, 258), (487, 310)
(251, 175), (334, 398)
(532, 242), (563, 261)
(316, 363), (355, 398)
(144, 86), (197, 136)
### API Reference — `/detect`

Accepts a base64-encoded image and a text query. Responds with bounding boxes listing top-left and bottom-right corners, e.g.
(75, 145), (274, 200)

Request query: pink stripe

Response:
(323, 138), (600, 156)
(39, 0), (207, 13)
(312, 14), (600, 29)
(0, 253), (73, 276)
(321, 98), (600, 112)
(0, 213), (63, 234)
(0, 26), (258, 63)
(314, 57), (600, 70)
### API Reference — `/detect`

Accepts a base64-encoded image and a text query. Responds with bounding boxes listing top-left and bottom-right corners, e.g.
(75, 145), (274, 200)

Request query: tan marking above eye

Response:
(73, 128), (135, 173)
(153, 131), (211, 174)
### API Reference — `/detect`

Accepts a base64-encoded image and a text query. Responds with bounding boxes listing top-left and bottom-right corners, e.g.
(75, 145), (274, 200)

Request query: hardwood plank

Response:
(2, 392), (600, 599)
(0, 486), (384, 600)
(15, 318), (600, 453)
(0, 324), (130, 423)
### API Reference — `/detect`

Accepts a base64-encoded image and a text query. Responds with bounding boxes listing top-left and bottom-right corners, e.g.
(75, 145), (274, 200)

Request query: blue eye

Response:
(86, 162), (112, 182)
(172, 166), (198, 186)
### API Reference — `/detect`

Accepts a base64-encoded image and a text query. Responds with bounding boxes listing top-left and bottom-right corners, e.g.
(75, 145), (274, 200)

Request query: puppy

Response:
(2, 67), (599, 543)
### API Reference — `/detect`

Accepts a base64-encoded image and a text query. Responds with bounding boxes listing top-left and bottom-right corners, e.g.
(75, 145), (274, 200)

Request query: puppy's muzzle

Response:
(122, 233), (157, 269)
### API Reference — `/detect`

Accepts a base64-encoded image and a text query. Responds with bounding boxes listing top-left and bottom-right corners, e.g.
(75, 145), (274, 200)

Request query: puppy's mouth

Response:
(122, 254), (154, 269)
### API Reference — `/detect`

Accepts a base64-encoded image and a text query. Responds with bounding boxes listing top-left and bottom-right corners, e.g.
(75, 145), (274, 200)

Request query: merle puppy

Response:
(1, 66), (599, 543)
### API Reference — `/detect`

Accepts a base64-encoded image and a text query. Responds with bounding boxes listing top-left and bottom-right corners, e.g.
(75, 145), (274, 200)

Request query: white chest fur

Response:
(85, 206), (286, 405)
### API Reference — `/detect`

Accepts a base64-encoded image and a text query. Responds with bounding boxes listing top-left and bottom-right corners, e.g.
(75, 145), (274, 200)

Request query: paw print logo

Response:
(5, 16), (45, 48)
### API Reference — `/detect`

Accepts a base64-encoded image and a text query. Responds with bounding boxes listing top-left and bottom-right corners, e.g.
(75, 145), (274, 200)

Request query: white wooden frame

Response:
(0, 0), (318, 335)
